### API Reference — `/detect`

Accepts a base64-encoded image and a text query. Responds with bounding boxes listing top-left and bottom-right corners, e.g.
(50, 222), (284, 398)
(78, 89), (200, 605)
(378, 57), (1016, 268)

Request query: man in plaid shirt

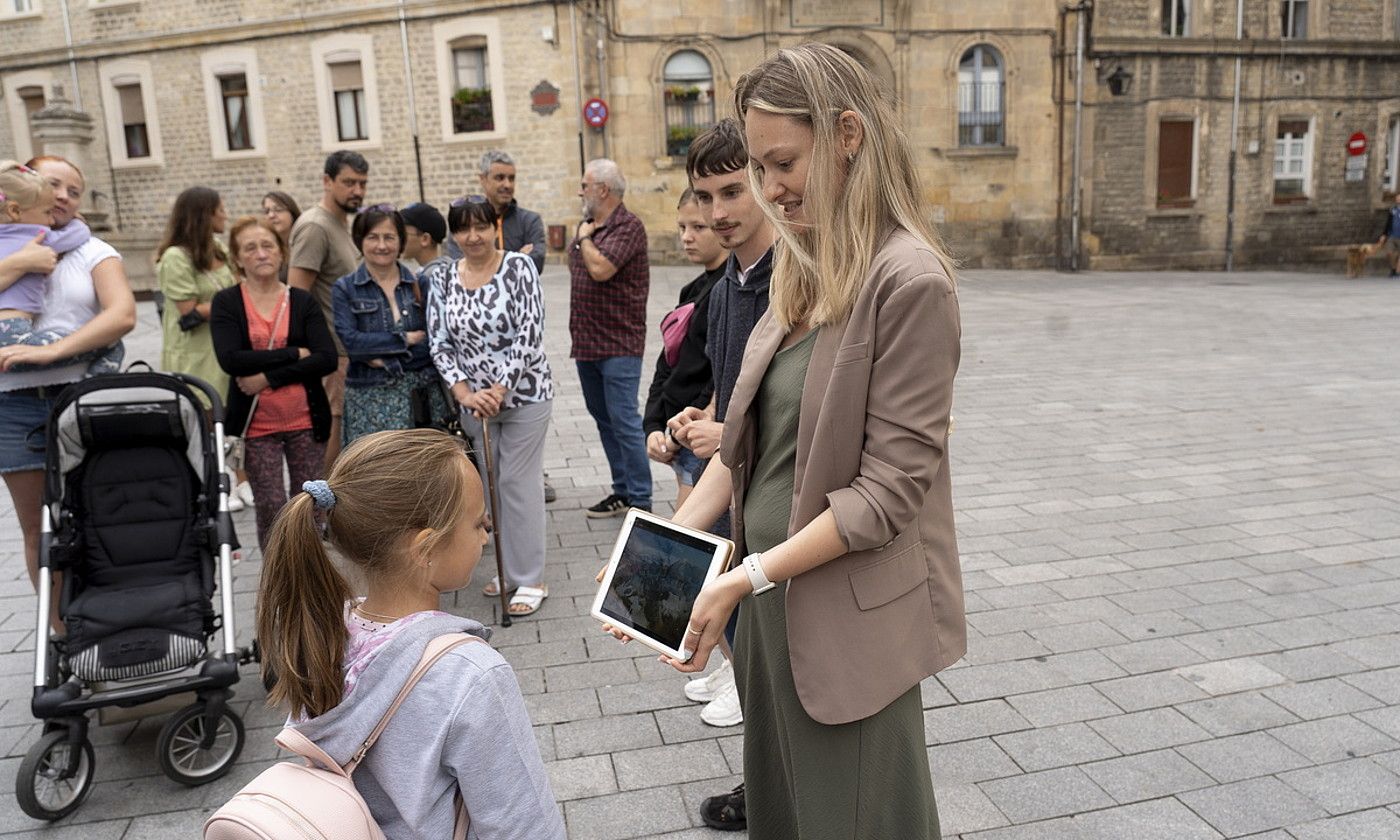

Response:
(570, 158), (653, 516)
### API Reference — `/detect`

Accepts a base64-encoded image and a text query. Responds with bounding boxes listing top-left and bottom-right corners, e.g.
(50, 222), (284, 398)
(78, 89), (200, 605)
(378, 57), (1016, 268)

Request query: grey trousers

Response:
(461, 399), (553, 587)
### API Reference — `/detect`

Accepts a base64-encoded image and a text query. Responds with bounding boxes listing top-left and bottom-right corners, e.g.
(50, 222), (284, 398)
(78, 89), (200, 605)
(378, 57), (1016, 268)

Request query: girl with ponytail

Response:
(256, 428), (564, 839)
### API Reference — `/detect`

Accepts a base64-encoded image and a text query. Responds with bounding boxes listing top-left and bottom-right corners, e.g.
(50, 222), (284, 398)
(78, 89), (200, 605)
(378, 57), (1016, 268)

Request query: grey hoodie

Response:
(290, 613), (565, 840)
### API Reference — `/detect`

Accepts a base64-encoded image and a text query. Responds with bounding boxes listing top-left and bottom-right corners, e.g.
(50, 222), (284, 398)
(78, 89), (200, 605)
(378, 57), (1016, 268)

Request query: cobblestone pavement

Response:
(1, 265), (1398, 839)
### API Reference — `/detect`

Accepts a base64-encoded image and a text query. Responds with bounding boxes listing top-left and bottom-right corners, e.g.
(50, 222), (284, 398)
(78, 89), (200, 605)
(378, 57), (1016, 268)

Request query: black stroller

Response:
(17, 371), (251, 820)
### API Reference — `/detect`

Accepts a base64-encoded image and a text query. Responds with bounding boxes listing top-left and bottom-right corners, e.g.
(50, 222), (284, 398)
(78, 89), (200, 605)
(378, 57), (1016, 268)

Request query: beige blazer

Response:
(719, 228), (965, 726)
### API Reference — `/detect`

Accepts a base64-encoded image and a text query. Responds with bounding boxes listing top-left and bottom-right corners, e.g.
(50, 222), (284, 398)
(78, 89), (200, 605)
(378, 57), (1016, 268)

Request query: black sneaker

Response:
(699, 784), (746, 831)
(544, 475), (557, 504)
(586, 494), (629, 518)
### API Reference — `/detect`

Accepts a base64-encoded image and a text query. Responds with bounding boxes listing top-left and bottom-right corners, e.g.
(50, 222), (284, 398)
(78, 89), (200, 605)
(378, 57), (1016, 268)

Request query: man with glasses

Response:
(569, 158), (652, 517)
(445, 150), (547, 275)
(289, 149), (368, 466)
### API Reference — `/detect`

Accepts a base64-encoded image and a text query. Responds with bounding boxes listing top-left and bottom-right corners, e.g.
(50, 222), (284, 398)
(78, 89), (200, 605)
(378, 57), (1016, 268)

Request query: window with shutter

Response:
(1157, 120), (1194, 207)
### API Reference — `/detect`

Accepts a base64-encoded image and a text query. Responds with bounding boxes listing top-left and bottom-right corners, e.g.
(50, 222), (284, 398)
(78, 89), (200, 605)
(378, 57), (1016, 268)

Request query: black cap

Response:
(399, 202), (447, 244)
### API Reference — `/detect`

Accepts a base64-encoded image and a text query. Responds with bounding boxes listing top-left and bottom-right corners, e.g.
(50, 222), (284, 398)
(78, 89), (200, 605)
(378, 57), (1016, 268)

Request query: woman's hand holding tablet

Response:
(591, 510), (734, 663)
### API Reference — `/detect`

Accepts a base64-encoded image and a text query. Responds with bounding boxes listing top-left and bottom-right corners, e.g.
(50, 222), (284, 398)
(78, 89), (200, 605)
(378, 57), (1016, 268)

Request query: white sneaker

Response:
(684, 658), (733, 703)
(700, 678), (743, 727)
(235, 481), (256, 506)
(227, 492), (245, 512)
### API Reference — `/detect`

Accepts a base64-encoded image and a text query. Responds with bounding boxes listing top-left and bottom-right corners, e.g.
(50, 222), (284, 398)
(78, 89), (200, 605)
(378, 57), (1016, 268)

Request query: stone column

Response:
(29, 84), (110, 231)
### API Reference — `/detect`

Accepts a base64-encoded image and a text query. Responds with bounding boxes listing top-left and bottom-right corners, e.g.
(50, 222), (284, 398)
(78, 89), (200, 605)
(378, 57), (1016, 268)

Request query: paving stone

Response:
(1177, 776), (1328, 836)
(1269, 715), (1400, 763)
(1095, 671), (1210, 712)
(1262, 678), (1383, 720)
(925, 699), (1033, 745)
(1173, 657), (1288, 695)
(1080, 748), (1214, 803)
(1278, 757), (1400, 815)
(1101, 638), (1206, 674)
(1343, 666), (1400, 705)
(562, 786), (692, 840)
(1176, 730), (1313, 783)
(612, 741), (730, 791)
(1088, 707), (1212, 754)
(545, 754), (618, 801)
(1062, 796), (1224, 839)
(935, 783), (1011, 835)
(1288, 808), (1400, 840)
(1175, 692), (1301, 736)
(1007, 685), (1121, 727)
(553, 713), (662, 759)
(979, 765), (1115, 824)
(927, 738), (1023, 786)
(993, 722), (1120, 772)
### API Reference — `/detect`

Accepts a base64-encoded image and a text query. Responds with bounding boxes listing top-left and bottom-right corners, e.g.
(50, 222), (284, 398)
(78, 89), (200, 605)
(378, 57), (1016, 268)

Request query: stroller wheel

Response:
(15, 729), (96, 821)
(156, 702), (245, 786)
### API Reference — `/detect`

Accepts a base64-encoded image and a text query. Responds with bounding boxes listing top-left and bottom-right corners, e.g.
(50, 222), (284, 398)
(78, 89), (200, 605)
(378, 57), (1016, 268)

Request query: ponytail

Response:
(256, 491), (352, 720)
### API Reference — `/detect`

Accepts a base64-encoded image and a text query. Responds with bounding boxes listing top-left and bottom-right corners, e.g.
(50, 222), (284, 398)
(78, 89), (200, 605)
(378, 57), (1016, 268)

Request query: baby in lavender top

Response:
(0, 160), (120, 375)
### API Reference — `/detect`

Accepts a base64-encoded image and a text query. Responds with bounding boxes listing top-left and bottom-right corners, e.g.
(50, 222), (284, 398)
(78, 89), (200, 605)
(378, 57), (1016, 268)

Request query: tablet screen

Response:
(598, 517), (718, 652)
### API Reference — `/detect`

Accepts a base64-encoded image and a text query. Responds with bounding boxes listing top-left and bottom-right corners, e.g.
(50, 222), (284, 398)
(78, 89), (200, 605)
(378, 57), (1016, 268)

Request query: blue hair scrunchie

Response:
(303, 479), (337, 511)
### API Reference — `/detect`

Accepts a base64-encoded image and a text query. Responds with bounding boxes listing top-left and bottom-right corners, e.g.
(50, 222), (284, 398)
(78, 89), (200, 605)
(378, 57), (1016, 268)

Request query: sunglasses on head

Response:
(357, 203), (395, 214)
(451, 194), (490, 207)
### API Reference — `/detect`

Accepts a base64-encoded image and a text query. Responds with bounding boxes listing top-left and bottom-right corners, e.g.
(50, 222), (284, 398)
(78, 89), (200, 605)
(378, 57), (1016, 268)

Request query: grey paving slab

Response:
(1277, 757), (1400, 815)
(1176, 730), (1313, 783)
(1087, 707), (1212, 754)
(1080, 749), (1215, 804)
(1288, 808), (1400, 840)
(980, 765), (1115, 824)
(993, 722), (1121, 772)
(1177, 776), (1328, 836)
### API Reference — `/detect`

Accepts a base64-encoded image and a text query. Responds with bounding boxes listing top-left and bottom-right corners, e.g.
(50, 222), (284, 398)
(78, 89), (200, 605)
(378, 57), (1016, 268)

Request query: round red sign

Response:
(583, 98), (609, 129)
(1348, 132), (1368, 156)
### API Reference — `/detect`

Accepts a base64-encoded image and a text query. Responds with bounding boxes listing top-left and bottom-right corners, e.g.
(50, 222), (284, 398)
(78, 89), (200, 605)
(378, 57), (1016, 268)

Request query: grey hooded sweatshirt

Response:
(290, 613), (565, 840)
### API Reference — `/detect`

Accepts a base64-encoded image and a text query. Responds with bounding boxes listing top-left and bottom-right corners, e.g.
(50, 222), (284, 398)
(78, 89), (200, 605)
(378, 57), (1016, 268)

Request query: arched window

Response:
(958, 45), (1004, 147)
(663, 50), (715, 157)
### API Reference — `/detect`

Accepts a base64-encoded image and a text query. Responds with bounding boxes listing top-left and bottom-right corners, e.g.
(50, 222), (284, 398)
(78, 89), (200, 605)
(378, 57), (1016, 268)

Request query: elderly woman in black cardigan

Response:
(210, 216), (337, 550)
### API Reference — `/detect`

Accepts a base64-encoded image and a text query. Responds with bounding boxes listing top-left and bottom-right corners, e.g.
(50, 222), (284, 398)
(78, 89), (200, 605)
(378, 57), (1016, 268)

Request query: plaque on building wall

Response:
(531, 81), (561, 116)
(790, 0), (883, 27)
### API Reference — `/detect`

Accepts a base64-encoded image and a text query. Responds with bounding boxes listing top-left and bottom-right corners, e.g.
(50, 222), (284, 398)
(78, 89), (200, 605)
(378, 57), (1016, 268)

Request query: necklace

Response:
(352, 602), (403, 623)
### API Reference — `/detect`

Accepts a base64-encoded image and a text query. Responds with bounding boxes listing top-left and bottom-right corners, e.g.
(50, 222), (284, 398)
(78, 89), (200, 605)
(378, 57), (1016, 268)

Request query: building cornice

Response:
(0, 0), (551, 72)
(1091, 35), (1400, 59)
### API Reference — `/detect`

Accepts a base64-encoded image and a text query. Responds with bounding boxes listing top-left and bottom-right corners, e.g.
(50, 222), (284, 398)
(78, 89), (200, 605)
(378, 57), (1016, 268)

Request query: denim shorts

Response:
(0, 387), (56, 474)
(670, 446), (704, 487)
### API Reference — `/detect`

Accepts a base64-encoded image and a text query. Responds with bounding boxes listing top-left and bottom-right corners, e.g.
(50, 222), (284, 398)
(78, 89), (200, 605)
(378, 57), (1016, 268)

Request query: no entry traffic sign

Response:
(1348, 132), (1368, 156)
(584, 98), (610, 129)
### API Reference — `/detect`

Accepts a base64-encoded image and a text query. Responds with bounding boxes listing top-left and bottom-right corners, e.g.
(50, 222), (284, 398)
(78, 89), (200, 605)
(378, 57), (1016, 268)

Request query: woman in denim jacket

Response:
(331, 206), (449, 445)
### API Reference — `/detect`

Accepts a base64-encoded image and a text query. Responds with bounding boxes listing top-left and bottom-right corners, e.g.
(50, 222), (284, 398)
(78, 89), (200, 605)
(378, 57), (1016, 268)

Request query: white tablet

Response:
(591, 509), (735, 662)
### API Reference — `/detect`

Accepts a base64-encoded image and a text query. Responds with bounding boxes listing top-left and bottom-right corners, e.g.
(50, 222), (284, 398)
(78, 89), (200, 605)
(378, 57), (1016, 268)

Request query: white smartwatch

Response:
(741, 552), (776, 595)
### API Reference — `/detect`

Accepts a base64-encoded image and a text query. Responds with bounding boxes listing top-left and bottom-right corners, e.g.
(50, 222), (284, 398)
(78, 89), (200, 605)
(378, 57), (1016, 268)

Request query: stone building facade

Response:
(3, 0), (1393, 278)
(0, 0), (1062, 287)
(1077, 0), (1400, 270)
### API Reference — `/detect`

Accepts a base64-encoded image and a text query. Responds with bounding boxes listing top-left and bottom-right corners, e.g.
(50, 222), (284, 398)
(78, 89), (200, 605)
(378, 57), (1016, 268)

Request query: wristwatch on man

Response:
(742, 552), (776, 595)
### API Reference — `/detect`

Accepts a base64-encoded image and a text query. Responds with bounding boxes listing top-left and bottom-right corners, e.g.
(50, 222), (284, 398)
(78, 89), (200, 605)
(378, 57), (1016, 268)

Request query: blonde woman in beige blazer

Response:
(603, 44), (965, 839)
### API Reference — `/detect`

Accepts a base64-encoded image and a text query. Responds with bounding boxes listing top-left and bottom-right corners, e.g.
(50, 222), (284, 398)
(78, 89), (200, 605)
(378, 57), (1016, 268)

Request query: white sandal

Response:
(508, 585), (548, 616)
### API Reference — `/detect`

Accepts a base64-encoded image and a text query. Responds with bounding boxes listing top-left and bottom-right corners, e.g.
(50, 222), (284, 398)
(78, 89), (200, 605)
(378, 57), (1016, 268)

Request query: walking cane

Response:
(478, 415), (512, 627)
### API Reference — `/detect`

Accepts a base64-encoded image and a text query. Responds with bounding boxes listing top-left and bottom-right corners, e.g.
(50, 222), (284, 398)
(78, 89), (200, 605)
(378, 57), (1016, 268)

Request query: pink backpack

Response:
(203, 633), (482, 840)
(660, 301), (697, 367)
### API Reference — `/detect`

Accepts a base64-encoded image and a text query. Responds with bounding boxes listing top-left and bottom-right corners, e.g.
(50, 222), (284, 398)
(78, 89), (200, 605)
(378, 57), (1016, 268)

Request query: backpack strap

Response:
(345, 632), (482, 774)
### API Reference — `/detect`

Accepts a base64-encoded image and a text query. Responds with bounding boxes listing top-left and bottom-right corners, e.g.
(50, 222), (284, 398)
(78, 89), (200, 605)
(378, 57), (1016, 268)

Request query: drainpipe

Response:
(1069, 1), (1091, 272)
(57, 0), (81, 108)
(570, 0), (586, 172)
(1224, 0), (1244, 271)
(592, 0), (610, 159)
(397, 0), (425, 201)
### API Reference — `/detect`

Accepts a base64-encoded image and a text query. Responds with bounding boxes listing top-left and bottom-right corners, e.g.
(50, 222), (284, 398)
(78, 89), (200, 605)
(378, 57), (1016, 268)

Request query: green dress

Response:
(736, 327), (940, 840)
(158, 242), (235, 398)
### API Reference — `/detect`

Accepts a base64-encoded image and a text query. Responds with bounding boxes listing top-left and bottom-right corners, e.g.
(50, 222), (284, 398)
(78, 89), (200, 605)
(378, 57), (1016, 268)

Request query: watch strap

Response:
(743, 552), (776, 595)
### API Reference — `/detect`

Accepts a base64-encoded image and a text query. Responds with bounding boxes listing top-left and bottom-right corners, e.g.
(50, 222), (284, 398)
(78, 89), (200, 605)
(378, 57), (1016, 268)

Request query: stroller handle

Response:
(169, 373), (226, 423)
